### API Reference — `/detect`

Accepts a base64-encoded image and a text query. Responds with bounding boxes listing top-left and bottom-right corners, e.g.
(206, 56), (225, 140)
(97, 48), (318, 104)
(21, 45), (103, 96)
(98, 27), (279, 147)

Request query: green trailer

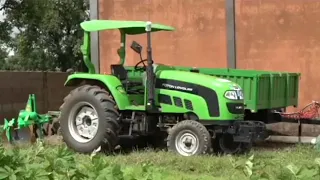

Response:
(174, 67), (300, 111)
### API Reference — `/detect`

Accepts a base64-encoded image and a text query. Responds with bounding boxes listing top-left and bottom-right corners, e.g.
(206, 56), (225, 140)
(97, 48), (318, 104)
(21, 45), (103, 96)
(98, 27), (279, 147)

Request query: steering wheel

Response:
(134, 59), (148, 71)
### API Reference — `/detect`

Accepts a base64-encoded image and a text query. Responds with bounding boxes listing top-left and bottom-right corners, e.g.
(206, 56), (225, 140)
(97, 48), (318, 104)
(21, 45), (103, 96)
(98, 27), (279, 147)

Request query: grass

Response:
(1, 140), (320, 180)
(82, 144), (320, 179)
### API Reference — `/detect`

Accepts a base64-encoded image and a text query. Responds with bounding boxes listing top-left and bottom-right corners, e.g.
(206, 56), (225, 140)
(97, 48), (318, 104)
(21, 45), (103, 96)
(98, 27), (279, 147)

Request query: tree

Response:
(0, 0), (90, 71)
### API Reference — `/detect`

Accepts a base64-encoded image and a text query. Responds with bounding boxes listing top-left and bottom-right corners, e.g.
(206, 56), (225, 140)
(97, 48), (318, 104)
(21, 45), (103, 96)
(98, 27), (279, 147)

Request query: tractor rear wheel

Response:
(59, 85), (120, 154)
(167, 120), (211, 156)
(214, 134), (252, 155)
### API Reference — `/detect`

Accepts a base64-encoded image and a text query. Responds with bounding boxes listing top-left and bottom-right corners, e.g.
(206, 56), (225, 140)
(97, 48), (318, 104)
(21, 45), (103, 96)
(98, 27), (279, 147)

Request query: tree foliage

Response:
(0, 0), (89, 71)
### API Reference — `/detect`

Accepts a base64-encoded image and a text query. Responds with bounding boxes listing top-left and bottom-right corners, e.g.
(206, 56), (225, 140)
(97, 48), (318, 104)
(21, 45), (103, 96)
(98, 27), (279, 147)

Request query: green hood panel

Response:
(156, 70), (242, 92)
(154, 70), (243, 119)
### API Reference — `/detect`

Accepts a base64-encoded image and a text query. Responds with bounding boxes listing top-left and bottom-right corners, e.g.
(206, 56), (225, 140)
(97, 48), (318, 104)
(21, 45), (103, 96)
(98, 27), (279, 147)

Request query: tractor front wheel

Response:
(167, 120), (211, 156)
(59, 85), (120, 154)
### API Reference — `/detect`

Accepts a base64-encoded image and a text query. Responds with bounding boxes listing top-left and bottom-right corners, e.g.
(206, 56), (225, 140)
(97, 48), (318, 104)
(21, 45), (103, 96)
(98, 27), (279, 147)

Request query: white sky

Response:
(0, 0), (4, 21)
(0, 11), (4, 21)
(0, 7), (15, 56)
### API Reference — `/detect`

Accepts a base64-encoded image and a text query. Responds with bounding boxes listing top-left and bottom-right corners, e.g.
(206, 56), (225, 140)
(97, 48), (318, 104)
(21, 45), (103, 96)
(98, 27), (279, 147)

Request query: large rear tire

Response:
(59, 85), (120, 153)
(167, 120), (211, 156)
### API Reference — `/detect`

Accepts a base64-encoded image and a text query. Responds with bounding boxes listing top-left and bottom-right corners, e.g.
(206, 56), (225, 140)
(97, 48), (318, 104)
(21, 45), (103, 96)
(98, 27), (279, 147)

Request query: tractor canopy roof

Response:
(80, 20), (175, 35)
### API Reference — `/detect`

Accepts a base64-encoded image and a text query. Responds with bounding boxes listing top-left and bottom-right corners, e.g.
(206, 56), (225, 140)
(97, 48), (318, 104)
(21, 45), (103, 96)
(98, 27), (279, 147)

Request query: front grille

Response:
(184, 99), (193, 110)
(158, 94), (172, 105)
(173, 96), (183, 107)
(226, 103), (244, 114)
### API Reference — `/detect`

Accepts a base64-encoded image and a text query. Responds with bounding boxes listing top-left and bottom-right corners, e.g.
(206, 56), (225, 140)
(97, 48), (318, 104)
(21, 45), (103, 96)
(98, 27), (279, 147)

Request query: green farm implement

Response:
(3, 94), (60, 143)
(56, 20), (268, 156)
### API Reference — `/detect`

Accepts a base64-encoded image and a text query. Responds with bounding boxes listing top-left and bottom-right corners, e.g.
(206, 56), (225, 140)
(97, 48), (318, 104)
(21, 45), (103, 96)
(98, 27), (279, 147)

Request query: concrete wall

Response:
(98, 0), (320, 112)
(98, 0), (228, 74)
(236, 0), (320, 111)
(0, 72), (73, 124)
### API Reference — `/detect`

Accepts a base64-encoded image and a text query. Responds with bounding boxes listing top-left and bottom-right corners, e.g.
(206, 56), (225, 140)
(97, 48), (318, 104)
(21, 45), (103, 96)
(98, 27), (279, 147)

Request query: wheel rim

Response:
(175, 131), (199, 156)
(68, 102), (99, 143)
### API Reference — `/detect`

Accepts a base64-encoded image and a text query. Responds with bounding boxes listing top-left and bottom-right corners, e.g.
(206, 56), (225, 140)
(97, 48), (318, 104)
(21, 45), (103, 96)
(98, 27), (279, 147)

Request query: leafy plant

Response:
(285, 158), (320, 180)
(229, 154), (272, 180)
(0, 141), (319, 180)
(228, 153), (320, 180)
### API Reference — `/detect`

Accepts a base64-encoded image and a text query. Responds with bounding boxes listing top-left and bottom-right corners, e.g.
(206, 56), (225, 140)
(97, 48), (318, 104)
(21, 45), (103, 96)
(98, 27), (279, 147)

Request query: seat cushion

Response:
(111, 64), (127, 80)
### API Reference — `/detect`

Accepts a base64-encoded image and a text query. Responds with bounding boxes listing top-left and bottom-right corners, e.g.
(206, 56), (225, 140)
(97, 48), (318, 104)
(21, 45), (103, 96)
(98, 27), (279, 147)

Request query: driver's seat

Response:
(111, 64), (143, 94)
(111, 64), (127, 81)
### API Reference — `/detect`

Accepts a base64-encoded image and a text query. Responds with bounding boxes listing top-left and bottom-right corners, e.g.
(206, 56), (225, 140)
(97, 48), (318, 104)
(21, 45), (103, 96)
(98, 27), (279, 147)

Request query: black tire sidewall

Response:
(217, 134), (252, 154)
(60, 89), (114, 153)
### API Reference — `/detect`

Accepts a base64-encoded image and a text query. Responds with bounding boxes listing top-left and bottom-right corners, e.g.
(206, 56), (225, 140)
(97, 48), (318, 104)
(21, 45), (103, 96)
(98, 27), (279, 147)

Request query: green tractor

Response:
(59, 20), (267, 156)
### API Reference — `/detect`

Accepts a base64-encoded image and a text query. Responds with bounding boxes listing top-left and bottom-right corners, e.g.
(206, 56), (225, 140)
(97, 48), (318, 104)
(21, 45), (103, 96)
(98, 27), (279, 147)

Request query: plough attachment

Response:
(279, 101), (320, 121)
(272, 101), (320, 144)
(3, 94), (60, 143)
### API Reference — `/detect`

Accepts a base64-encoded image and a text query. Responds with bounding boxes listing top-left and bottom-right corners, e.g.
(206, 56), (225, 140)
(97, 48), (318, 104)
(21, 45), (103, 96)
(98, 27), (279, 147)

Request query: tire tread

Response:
(60, 85), (120, 153)
(167, 120), (211, 156)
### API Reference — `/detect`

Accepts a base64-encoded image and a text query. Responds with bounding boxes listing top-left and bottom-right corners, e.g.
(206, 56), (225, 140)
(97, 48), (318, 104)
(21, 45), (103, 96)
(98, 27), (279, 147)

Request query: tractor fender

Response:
(64, 73), (130, 110)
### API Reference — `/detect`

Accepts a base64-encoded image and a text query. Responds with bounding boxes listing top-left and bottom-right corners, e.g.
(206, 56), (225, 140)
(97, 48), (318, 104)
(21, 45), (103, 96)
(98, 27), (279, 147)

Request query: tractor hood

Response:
(155, 70), (242, 92)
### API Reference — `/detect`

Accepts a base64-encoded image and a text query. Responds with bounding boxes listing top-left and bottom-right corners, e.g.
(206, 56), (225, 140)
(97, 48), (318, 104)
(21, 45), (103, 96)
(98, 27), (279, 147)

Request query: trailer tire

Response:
(59, 85), (120, 154)
(214, 134), (252, 155)
(167, 120), (211, 156)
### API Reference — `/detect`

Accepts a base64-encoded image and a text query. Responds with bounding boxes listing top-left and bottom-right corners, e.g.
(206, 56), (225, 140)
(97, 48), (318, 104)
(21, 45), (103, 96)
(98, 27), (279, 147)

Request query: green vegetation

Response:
(0, 0), (89, 71)
(0, 141), (319, 180)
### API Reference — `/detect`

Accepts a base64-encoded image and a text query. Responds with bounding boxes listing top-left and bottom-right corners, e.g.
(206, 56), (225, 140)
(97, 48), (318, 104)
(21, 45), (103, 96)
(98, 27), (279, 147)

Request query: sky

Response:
(0, 10), (4, 21)
(0, 0), (4, 20)
(0, 7), (16, 56)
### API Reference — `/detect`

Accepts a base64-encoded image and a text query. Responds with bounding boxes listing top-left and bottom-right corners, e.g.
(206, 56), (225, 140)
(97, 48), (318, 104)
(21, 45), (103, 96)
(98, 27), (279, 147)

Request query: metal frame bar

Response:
(225, 0), (237, 68)
(89, 0), (100, 73)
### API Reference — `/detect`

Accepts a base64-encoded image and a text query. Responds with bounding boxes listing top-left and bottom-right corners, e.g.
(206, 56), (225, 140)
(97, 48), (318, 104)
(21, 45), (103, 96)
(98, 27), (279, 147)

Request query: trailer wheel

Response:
(167, 120), (211, 156)
(214, 134), (252, 154)
(59, 85), (120, 154)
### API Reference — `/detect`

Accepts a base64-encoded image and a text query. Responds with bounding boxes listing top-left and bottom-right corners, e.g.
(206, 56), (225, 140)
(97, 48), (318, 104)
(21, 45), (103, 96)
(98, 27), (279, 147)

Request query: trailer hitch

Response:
(231, 121), (268, 143)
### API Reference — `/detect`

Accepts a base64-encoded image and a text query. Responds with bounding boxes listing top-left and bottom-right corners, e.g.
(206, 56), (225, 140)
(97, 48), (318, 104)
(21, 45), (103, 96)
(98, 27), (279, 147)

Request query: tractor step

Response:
(48, 111), (61, 117)
(125, 105), (145, 111)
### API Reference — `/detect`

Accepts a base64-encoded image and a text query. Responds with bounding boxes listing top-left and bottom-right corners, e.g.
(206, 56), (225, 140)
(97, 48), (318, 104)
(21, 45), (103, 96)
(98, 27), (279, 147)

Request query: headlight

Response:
(237, 90), (244, 100)
(224, 90), (244, 100)
(224, 91), (237, 100)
